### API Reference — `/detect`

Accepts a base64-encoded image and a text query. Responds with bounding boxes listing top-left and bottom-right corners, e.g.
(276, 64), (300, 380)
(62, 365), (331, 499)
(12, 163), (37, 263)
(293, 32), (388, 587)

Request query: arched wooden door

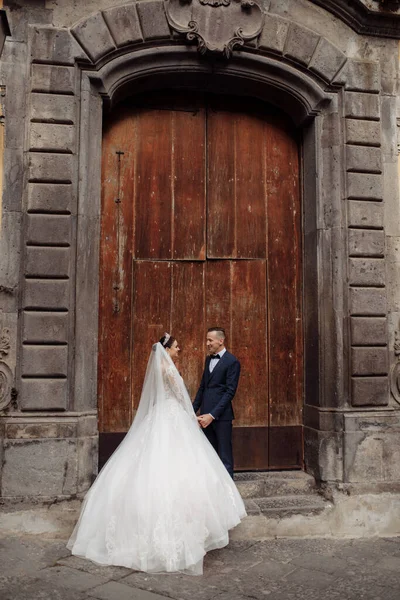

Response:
(98, 92), (303, 471)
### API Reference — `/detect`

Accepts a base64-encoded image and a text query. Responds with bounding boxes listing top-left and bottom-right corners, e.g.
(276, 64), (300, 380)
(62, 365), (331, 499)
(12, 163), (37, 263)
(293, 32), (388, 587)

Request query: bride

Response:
(67, 333), (246, 575)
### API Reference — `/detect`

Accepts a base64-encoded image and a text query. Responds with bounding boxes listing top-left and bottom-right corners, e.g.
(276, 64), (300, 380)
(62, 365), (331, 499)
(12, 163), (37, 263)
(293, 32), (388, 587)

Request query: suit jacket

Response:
(192, 351), (241, 421)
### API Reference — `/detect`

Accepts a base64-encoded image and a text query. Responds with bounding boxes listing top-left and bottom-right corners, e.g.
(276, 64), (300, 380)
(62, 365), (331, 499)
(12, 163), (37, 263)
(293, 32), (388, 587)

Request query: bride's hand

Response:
(198, 414), (213, 428)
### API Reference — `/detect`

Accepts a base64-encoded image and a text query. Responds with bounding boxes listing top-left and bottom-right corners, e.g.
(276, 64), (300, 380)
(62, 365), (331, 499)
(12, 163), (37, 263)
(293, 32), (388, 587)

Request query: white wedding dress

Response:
(67, 343), (246, 575)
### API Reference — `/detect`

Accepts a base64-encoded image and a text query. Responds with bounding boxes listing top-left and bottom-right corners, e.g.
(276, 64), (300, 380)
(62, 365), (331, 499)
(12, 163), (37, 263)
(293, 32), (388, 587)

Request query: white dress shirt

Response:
(209, 347), (226, 372)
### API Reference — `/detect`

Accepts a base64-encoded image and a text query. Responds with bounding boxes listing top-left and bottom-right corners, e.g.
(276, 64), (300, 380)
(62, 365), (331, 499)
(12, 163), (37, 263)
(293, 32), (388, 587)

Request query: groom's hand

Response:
(197, 414), (214, 428)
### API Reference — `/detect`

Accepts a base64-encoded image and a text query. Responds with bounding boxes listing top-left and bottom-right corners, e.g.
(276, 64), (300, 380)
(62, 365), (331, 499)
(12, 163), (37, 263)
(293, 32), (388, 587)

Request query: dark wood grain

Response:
(205, 260), (268, 457)
(207, 107), (236, 258)
(233, 427), (269, 471)
(172, 110), (206, 260)
(269, 426), (303, 469)
(231, 260), (268, 428)
(205, 260), (232, 339)
(207, 100), (267, 259)
(171, 262), (205, 398)
(135, 109), (172, 259)
(266, 115), (302, 430)
(98, 106), (135, 433)
(234, 112), (267, 258)
(132, 261), (172, 412)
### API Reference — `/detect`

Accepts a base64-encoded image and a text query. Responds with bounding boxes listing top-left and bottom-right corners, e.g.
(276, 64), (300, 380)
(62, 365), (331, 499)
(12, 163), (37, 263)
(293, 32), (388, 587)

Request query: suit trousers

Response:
(203, 419), (234, 479)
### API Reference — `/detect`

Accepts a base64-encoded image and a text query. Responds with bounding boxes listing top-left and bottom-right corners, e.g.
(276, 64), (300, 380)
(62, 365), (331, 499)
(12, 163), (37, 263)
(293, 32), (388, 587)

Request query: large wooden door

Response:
(98, 92), (303, 471)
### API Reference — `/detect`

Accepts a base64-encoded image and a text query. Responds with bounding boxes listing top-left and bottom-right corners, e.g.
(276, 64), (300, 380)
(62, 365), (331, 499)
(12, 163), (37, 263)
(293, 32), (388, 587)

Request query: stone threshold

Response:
(234, 470), (329, 519)
(1, 472), (400, 541)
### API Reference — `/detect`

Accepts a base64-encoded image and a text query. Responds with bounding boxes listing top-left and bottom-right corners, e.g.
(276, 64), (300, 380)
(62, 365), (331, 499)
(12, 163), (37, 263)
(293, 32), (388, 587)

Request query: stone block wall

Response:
(21, 58), (78, 411)
(1, 413), (97, 499)
(0, 3), (97, 500)
(344, 80), (390, 407)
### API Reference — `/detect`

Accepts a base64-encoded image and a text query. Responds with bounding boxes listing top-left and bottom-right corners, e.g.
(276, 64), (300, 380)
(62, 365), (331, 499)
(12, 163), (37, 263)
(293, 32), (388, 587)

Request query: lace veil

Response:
(123, 342), (197, 444)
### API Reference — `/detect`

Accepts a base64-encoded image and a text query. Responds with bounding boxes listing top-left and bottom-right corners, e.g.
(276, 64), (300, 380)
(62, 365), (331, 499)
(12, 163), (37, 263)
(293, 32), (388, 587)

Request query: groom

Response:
(193, 327), (241, 479)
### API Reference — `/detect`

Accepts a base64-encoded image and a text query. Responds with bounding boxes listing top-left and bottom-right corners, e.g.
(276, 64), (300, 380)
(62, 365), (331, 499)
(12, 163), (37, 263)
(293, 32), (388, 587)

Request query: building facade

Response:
(0, 0), (400, 507)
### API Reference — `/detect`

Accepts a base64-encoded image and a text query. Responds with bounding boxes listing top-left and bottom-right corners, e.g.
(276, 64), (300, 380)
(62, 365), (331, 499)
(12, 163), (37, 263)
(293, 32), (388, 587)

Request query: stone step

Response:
(235, 470), (311, 480)
(234, 471), (316, 499)
(244, 493), (328, 518)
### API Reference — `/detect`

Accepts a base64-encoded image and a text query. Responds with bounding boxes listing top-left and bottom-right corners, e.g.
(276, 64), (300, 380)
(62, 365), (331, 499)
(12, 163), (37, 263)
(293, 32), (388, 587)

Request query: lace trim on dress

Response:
(105, 515), (116, 558)
(105, 511), (209, 571)
(163, 365), (186, 404)
(225, 484), (237, 510)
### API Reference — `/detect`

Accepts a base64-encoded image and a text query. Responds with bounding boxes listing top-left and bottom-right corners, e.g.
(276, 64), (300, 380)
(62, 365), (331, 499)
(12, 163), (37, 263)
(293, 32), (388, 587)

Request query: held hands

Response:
(197, 414), (214, 428)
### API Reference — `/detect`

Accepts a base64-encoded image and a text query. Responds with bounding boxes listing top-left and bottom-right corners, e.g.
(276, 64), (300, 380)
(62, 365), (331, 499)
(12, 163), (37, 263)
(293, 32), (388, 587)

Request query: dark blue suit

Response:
(193, 351), (241, 478)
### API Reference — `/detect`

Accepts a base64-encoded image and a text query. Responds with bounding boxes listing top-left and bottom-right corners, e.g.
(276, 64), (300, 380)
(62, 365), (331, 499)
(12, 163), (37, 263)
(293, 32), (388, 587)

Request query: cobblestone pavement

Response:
(1, 534), (400, 600)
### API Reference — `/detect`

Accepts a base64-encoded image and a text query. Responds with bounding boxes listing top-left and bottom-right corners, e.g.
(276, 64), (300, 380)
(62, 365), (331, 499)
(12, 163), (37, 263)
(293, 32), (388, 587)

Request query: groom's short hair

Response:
(207, 327), (226, 340)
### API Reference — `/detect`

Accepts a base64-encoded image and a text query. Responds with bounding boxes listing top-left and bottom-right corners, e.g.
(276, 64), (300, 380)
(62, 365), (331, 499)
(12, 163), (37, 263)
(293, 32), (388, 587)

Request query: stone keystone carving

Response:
(165, 0), (264, 58)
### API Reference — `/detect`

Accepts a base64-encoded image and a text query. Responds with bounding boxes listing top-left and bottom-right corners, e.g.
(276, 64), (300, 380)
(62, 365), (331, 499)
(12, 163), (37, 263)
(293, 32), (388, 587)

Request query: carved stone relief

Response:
(0, 327), (10, 359)
(371, 0), (400, 9)
(390, 329), (400, 405)
(165, 0), (264, 58)
(311, 0), (400, 38)
(397, 118), (400, 154)
(0, 327), (12, 412)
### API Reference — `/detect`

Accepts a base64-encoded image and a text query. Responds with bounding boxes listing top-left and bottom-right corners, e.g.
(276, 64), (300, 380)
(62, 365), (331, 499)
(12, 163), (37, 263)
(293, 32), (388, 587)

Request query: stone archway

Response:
(73, 38), (335, 481)
(17, 2), (390, 492)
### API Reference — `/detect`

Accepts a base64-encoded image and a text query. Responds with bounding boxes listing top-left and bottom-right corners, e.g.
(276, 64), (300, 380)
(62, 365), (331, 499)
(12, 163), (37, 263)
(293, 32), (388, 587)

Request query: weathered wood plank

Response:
(132, 261), (172, 412)
(135, 109), (172, 259)
(205, 260), (268, 430)
(98, 106), (136, 433)
(231, 260), (268, 427)
(235, 112), (266, 258)
(269, 426), (303, 469)
(205, 260), (231, 338)
(171, 262), (205, 398)
(266, 115), (302, 429)
(207, 106), (235, 258)
(172, 109), (206, 260)
(233, 427), (269, 471)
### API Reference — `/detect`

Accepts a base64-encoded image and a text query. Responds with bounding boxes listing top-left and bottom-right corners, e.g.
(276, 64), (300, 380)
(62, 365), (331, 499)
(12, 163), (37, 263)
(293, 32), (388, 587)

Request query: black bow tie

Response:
(210, 354), (220, 359)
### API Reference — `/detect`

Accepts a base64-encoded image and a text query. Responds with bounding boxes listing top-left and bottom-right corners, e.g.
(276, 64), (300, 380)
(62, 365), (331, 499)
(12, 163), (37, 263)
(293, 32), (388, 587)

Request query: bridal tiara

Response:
(162, 332), (171, 347)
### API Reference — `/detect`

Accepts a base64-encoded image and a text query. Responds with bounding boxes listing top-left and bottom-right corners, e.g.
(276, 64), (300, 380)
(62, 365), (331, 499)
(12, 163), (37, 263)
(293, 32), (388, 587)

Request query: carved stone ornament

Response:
(311, 1), (400, 39)
(390, 329), (400, 405)
(0, 327), (10, 359)
(372, 0), (400, 8)
(0, 361), (12, 412)
(0, 327), (12, 412)
(165, 0), (264, 58)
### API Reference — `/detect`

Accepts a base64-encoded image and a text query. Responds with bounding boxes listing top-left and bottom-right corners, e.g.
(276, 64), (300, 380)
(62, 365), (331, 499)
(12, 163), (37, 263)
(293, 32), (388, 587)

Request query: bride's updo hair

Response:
(159, 333), (176, 349)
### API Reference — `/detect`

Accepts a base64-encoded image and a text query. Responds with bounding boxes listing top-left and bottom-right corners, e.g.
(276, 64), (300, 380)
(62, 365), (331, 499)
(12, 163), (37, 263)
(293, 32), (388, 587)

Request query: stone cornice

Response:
(310, 0), (400, 38)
